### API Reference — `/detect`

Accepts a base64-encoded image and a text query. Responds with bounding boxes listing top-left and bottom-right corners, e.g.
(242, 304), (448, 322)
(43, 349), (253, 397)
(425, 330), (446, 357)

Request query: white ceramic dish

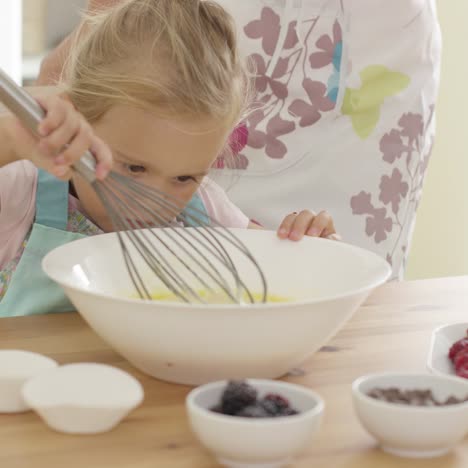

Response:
(186, 379), (324, 468)
(0, 350), (58, 413)
(22, 363), (144, 434)
(352, 372), (468, 458)
(42, 229), (391, 385)
(427, 322), (468, 378)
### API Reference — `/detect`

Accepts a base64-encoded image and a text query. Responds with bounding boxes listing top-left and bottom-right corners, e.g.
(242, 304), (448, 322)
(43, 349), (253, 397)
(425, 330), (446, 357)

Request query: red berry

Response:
(449, 338), (468, 361)
(454, 348), (468, 370)
(456, 364), (468, 379)
(263, 393), (291, 411)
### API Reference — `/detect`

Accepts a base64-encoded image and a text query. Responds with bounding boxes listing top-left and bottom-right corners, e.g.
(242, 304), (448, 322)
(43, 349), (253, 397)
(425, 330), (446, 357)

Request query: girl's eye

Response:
(175, 175), (196, 183)
(125, 164), (147, 174)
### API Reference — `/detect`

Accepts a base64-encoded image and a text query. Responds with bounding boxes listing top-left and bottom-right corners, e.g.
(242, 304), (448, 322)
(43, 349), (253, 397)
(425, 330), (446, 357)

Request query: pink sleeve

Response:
(197, 177), (249, 228)
(0, 161), (37, 268)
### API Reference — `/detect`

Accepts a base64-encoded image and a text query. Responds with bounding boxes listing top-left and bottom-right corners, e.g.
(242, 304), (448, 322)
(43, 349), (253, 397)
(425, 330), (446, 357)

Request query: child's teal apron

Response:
(0, 170), (85, 317)
(0, 170), (209, 317)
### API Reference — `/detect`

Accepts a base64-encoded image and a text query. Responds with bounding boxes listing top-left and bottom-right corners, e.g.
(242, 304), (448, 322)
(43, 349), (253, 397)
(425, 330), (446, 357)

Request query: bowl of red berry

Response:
(186, 379), (324, 468)
(352, 372), (468, 459)
(427, 322), (468, 379)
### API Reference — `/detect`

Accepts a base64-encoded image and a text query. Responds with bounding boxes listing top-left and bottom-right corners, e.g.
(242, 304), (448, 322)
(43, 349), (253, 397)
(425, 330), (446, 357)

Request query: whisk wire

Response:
(107, 173), (267, 303)
(95, 183), (199, 302)
(95, 176), (254, 303)
(102, 177), (241, 301)
(113, 173), (263, 302)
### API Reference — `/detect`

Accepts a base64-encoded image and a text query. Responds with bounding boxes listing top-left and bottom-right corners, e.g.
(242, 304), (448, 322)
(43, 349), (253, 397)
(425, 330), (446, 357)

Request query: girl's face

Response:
(71, 105), (230, 232)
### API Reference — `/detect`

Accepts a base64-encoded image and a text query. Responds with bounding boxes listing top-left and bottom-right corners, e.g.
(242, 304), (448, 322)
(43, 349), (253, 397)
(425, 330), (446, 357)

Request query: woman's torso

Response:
(213, 0), (441, 278)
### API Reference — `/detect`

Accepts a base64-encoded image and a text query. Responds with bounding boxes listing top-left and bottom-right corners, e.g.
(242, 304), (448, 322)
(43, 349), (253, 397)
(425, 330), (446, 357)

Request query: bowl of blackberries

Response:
(186, 379), (324, 468)
(352, 372), (468, 459)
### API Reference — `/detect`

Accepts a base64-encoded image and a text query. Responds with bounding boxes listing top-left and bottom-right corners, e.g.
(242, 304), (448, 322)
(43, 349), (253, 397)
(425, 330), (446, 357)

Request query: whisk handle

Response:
(0, 67), (96, 183)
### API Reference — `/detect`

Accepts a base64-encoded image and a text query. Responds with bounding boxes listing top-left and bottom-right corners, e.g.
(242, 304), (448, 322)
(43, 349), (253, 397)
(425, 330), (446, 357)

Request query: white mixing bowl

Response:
(42, 229), (391, 385)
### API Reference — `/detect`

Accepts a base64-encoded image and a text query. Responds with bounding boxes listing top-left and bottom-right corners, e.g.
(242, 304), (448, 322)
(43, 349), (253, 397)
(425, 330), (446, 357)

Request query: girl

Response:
(0, 0), (337, 317)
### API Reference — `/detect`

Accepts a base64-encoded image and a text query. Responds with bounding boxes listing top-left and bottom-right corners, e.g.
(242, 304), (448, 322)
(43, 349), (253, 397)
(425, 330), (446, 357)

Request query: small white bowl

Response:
(22, 363), (144, 434)
(352, 373), (468, 458)
(0, 350), (58, 413)
(186, 379), (324, 468)
(427, 322), (468, 378)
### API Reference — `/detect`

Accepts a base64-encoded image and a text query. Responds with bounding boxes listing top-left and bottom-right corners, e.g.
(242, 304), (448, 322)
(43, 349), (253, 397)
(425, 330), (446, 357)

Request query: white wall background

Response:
(0, 1), (22, 83)
(406, 0), (468, 279)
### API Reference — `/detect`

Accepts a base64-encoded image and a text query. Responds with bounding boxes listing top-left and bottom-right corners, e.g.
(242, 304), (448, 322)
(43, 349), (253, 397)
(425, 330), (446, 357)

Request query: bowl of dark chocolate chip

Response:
(186, 379), (324, 468)
(352, 372), (468, 458)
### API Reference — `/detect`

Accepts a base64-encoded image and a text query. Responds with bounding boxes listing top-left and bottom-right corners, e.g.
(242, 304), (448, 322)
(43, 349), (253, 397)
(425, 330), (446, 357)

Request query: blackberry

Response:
(236, 404), (270, 418)
(221, 380), (257, 415)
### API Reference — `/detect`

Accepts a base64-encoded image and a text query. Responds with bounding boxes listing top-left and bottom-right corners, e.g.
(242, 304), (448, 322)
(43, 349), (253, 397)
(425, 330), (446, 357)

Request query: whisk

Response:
(0, 68), (267, 304)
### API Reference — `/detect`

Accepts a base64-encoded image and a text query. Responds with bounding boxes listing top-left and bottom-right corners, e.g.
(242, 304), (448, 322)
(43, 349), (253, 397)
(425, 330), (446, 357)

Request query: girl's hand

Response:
(9, 94), (112, 180)
(277, 210), (340, 241)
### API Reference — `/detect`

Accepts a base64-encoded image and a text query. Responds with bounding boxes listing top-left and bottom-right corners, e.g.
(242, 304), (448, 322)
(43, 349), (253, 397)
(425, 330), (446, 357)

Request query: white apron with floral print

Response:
(213, 0), (441, 279)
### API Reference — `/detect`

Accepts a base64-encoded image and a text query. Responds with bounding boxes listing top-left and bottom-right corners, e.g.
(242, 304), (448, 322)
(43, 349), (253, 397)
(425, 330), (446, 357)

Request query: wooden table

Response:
(0, 277), (467, 468)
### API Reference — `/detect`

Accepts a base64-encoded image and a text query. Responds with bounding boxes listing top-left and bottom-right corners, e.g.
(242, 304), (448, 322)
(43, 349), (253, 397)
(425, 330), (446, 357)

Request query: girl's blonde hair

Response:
(64, 0), (249, 130)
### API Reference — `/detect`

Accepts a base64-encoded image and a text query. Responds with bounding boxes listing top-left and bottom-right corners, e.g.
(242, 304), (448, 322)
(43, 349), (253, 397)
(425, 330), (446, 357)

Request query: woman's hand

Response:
(277, 210), (340, 241)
